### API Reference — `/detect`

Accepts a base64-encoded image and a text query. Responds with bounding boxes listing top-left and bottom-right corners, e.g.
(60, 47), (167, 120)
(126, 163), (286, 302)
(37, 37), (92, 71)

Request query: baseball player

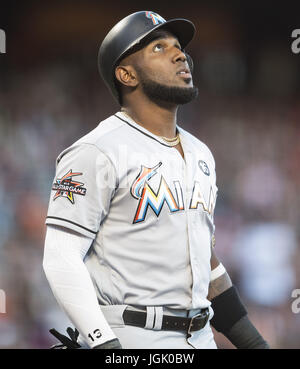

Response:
(43, 11), (269, 349)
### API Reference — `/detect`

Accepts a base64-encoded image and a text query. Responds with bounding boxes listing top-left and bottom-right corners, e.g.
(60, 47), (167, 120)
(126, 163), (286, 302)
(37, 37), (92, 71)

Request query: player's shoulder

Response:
(75, 113), (125, 147)
(178, 126), (216, 166)
(56, 114), (124, 163)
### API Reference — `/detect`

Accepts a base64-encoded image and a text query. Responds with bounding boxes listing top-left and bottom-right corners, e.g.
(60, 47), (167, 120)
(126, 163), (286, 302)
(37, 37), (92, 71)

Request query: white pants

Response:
(79, 305), (217, 349)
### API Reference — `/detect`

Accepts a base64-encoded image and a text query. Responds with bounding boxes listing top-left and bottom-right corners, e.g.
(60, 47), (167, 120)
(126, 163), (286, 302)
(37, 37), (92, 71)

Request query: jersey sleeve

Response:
(46, 143), (117, 239)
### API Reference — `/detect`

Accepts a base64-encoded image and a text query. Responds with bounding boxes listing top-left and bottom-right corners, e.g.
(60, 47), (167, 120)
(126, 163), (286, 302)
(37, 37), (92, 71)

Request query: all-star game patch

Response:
(52, 170), (86, 204)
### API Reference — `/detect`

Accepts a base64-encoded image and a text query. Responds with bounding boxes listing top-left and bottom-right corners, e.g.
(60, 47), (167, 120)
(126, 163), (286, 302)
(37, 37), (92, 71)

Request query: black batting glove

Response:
(49, 327), (81, 349)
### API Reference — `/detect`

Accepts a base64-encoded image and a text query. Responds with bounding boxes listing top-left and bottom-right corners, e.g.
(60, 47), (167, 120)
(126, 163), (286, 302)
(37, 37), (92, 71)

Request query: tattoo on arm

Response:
(207, 271), (233, 301)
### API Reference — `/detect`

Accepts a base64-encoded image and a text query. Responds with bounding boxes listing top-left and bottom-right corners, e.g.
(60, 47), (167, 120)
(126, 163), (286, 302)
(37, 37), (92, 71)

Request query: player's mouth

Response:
(176, 67), (191, 78)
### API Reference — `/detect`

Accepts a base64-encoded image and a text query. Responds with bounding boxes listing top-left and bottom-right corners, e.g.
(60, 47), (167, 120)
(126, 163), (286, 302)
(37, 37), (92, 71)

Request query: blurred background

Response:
(0, 0), (299, 348)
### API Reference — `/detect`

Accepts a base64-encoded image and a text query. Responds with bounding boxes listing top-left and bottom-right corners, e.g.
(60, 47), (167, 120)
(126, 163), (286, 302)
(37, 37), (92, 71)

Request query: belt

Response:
(123, 307), (210, 333)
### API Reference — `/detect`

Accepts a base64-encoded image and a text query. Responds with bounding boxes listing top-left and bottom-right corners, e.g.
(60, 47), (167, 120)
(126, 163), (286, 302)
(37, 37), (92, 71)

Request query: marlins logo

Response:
(131, 162), (183, 224)
(52, 170), (86, 204)
(145, 11), (166, 25)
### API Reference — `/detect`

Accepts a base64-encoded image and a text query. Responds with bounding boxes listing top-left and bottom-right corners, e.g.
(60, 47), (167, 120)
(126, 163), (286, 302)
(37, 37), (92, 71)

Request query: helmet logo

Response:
(145, 11), (166, 25)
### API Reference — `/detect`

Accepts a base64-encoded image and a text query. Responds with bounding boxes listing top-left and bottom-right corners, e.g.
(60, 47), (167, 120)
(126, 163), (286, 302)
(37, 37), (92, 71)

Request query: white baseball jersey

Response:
(46, 111), (218, 310)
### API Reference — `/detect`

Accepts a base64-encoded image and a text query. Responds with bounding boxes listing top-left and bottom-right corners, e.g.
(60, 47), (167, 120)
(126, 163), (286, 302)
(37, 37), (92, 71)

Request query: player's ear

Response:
(115, 65), (138, 88)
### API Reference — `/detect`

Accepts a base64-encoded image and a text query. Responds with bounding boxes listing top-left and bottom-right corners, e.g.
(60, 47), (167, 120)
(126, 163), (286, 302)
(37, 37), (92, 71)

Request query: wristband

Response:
(93, 338), (122, 349)
(210, 263), (226, 282)
(210, 285), (247, 334)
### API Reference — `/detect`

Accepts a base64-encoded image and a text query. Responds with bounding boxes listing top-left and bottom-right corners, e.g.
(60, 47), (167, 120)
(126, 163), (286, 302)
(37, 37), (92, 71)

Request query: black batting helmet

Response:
(98, 11), (195, 104)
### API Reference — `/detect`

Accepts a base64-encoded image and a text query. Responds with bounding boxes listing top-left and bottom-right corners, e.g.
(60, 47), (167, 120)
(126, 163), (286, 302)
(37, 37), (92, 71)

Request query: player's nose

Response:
(172, 47), (187, 64)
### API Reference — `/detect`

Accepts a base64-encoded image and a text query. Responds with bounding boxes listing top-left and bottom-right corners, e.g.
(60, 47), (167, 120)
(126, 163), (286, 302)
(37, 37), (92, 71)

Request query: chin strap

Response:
(185, 52), (194, 74)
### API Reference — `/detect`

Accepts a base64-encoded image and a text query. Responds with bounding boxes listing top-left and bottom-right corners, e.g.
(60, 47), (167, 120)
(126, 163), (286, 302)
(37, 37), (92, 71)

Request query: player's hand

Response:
(93, 338), (122, 349)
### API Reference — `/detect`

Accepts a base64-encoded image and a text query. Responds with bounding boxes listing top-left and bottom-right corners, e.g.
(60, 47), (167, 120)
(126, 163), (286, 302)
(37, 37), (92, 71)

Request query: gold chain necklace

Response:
(120, 111), (180, 147)
(160, 134), (180, 146)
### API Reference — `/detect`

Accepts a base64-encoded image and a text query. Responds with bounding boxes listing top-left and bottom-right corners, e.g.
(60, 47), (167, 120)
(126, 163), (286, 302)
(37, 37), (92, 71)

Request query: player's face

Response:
(133, 31), (198, 105)
(140, 31), (192, 87)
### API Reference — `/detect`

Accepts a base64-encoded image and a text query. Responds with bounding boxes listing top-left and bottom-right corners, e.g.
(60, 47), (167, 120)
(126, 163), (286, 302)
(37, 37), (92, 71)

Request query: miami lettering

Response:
(131, 162), (216, 224)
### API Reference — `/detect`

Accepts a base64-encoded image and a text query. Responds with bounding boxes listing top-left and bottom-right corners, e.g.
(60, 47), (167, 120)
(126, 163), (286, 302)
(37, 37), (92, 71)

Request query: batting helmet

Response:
(98, 11), (195, 104)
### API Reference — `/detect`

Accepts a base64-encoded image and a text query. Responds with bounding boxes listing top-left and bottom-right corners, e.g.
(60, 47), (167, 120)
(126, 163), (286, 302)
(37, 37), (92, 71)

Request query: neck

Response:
(121, 98), (178, 138)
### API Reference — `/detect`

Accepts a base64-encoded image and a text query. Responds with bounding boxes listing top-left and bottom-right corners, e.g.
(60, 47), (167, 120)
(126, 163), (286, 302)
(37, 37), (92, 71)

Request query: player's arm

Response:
(43, 224), (122, 349)
(208, 247), (270, 349)
(44, 144), (121, 348)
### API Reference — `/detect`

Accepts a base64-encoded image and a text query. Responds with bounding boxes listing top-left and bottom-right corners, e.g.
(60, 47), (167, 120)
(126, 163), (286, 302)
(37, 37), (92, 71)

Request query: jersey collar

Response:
(115, 111), (182, 148)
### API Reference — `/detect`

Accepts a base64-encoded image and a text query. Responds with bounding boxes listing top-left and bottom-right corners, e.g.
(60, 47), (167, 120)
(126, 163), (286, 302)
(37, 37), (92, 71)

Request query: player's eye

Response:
(153, 43), (164, 52)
